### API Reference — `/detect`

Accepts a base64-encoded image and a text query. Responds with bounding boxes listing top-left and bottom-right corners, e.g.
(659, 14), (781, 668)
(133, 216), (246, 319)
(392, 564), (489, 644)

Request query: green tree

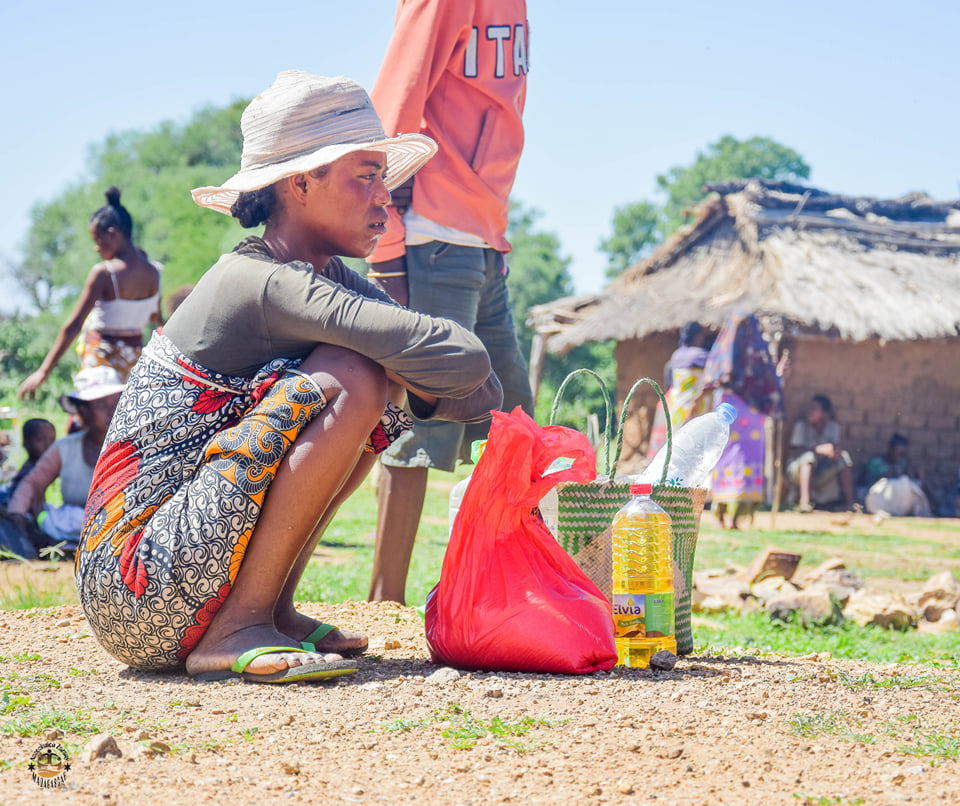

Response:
(505, 202), (574, 361)
(600, 135), (811, 276)
(504, 202), (616, 433)
(9, 100), (250, 319)
(598, 200), (660, 280)
(656, 134), (810, 233)
(1, 101), (250, 410)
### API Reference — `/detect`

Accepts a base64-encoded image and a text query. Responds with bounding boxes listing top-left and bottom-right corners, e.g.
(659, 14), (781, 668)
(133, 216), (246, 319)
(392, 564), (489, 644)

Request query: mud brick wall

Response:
(614, 335), (960, 512)
(781, 337), (960, 509)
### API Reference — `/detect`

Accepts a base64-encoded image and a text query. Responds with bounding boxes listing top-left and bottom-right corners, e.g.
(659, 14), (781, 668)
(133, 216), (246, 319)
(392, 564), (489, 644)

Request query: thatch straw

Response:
(528, 180), (960, 352)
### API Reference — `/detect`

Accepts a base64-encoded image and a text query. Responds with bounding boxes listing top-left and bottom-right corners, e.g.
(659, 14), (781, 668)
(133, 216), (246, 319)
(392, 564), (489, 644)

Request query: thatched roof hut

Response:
(528, 180), (960, 513)
(530, 179), (960, 351)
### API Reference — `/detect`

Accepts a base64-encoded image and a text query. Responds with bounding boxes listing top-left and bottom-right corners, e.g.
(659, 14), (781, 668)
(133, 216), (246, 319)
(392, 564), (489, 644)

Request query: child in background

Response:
(0, 418), (56, 517)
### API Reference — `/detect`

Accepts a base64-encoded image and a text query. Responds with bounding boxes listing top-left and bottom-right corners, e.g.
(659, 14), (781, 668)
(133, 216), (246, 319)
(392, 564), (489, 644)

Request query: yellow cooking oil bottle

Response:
(611, 483), (676, 667)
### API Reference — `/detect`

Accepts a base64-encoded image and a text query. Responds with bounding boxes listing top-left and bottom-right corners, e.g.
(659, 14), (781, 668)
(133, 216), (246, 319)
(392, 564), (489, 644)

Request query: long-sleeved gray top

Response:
(162, 238), (497, 415)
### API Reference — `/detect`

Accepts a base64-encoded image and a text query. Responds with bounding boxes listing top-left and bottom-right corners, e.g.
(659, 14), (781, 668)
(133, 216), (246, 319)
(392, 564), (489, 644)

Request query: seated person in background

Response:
(861, 433), (932, 517)
(786, 394), (856, 512)
(0, 418), (57, 517)
(7, 367), (123, 552)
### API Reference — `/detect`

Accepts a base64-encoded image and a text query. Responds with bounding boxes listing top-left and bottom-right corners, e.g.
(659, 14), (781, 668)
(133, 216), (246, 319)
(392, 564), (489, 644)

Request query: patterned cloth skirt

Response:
(75, 331), (412, 670)
(79, 328), (144, 381)
(647, 367), (708, 459)
(710, 391), (767, 505)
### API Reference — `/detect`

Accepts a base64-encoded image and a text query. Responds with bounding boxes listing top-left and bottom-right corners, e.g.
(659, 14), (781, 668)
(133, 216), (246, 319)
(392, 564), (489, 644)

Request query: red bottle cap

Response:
(629, 483), (653, 495)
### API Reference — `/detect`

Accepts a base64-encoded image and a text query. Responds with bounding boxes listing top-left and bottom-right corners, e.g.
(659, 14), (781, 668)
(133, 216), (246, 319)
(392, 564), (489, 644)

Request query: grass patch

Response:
(0, 562), (73, 610)
(1, 671), (62, 701)
(1, 706), (100, 737)
(696, 519), (958, 584)
(898, 730), (960, 759)
(381, 703), (565, 752)
(694, 609), (960, 668)
(0, 652), (41, 663)
(171, 737), (231, 754)
(788, 711), (878, 744)
(830, 670), (952, 692)
(788, 709), (960, 759)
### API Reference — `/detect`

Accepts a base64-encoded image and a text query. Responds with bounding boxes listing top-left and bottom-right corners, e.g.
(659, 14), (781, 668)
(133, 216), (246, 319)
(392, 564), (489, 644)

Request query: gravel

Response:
(1, 600), (958, 805)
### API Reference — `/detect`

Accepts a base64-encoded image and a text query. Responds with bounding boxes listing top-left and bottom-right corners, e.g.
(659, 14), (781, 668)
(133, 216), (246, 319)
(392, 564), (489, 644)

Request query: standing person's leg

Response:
(369, 242), (484, 604)
(368, 464), (429, 603)
(471, 250), (535, 418)
(185, 346), (389, 678)
(798, 462), (814, 509)
(788, 452), (815, 511)
(838, 453), (857, 508)
(459, 249), (534, 457)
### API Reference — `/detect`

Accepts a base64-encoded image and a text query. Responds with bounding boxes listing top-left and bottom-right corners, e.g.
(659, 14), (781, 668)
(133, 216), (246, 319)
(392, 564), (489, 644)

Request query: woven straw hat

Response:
(191, 71), (437, 215)
(59, 366), (125, 414)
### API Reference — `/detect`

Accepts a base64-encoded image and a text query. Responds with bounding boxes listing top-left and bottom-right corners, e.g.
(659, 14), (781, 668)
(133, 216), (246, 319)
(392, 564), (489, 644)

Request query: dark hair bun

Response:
(105, 186), (122, 207)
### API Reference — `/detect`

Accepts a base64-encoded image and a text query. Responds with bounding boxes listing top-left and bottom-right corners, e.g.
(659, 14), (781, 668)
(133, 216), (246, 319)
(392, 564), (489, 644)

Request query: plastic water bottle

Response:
(611, 483), (676, 667)
(448, 440), (487, 536)
(638, 402), (737, 488)
(448, 473), (473, 536)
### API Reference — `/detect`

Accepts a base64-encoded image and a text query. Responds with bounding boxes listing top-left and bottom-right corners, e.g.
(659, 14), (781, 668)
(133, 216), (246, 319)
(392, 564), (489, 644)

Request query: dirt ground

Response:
(1, 513), (959, 805)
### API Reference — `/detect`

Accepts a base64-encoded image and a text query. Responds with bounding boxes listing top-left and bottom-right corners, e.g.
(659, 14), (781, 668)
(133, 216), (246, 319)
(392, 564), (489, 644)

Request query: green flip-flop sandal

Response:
(192, 646), (359, 684)
(300, 623), (369, 657)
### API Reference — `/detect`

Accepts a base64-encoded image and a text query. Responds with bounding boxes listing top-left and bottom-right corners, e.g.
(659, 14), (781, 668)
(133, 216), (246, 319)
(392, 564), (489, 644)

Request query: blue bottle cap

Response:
(716, 402), (737, 424)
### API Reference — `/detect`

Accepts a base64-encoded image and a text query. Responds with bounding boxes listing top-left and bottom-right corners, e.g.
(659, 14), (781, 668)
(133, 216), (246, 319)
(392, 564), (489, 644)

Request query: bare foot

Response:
(275, 609), (369, 655)
(184, 623), (344, 678)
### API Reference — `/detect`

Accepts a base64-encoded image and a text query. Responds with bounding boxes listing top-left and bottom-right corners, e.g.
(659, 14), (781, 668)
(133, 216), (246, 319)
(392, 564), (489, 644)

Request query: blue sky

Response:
(2, 0), (957, 311)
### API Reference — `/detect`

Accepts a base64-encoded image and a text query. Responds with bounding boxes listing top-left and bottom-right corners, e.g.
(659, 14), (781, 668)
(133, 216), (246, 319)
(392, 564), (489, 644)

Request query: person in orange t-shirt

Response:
(367, 0), (535, 604)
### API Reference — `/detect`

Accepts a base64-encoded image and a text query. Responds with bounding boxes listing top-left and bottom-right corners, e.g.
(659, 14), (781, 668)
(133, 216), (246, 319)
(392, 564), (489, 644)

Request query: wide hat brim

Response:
(192, 132), (435, 215)
(59, 383), (126, 415)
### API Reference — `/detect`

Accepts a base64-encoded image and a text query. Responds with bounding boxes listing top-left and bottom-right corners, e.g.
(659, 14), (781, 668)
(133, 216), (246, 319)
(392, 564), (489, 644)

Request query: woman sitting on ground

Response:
(18, 188), (162, 400)
(75, 71), (501, 684)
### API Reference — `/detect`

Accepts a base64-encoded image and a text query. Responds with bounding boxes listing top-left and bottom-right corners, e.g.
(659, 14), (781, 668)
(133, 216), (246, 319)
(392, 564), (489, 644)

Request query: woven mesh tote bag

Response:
(549, 371), (707, 655)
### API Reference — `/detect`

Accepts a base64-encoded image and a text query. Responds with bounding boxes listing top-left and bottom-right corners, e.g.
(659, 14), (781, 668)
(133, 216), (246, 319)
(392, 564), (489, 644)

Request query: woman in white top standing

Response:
(18, 187), (162, 400)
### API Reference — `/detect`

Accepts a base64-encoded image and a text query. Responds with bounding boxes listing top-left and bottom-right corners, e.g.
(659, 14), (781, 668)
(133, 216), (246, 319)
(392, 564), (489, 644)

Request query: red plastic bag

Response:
(425, 407), (617, 674)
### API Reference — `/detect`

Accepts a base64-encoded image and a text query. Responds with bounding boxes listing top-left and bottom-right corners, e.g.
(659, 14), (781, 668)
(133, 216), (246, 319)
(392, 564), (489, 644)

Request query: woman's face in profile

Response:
(89, 225), (122, 260)
(78, 393), (122, 436)
(300, 150), (392, 260)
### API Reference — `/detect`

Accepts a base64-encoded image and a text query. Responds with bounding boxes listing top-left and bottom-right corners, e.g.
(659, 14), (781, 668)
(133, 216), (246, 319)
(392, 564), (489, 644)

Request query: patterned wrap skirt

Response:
(75, 331), (412, 670)
(79, 328), (144, 381)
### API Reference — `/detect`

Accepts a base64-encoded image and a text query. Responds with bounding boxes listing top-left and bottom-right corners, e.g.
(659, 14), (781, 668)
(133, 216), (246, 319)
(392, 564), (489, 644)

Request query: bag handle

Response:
(550, 371), (672, 485)
(614, 377), (671, 487)
(549, 368), (613, 475)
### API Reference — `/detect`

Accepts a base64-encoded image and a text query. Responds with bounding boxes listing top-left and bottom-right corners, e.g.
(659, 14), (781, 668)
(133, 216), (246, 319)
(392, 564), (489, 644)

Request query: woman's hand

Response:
(368, 256), (409, 307)
(18, 368), (48, 400)
(815, 442), (838, 459)
(776, 349), (792, 379)
(389, 177), (414, 215)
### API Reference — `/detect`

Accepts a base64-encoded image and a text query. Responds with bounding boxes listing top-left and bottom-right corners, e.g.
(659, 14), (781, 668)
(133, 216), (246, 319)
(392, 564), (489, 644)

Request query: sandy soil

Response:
(1, 596), (959, 806)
